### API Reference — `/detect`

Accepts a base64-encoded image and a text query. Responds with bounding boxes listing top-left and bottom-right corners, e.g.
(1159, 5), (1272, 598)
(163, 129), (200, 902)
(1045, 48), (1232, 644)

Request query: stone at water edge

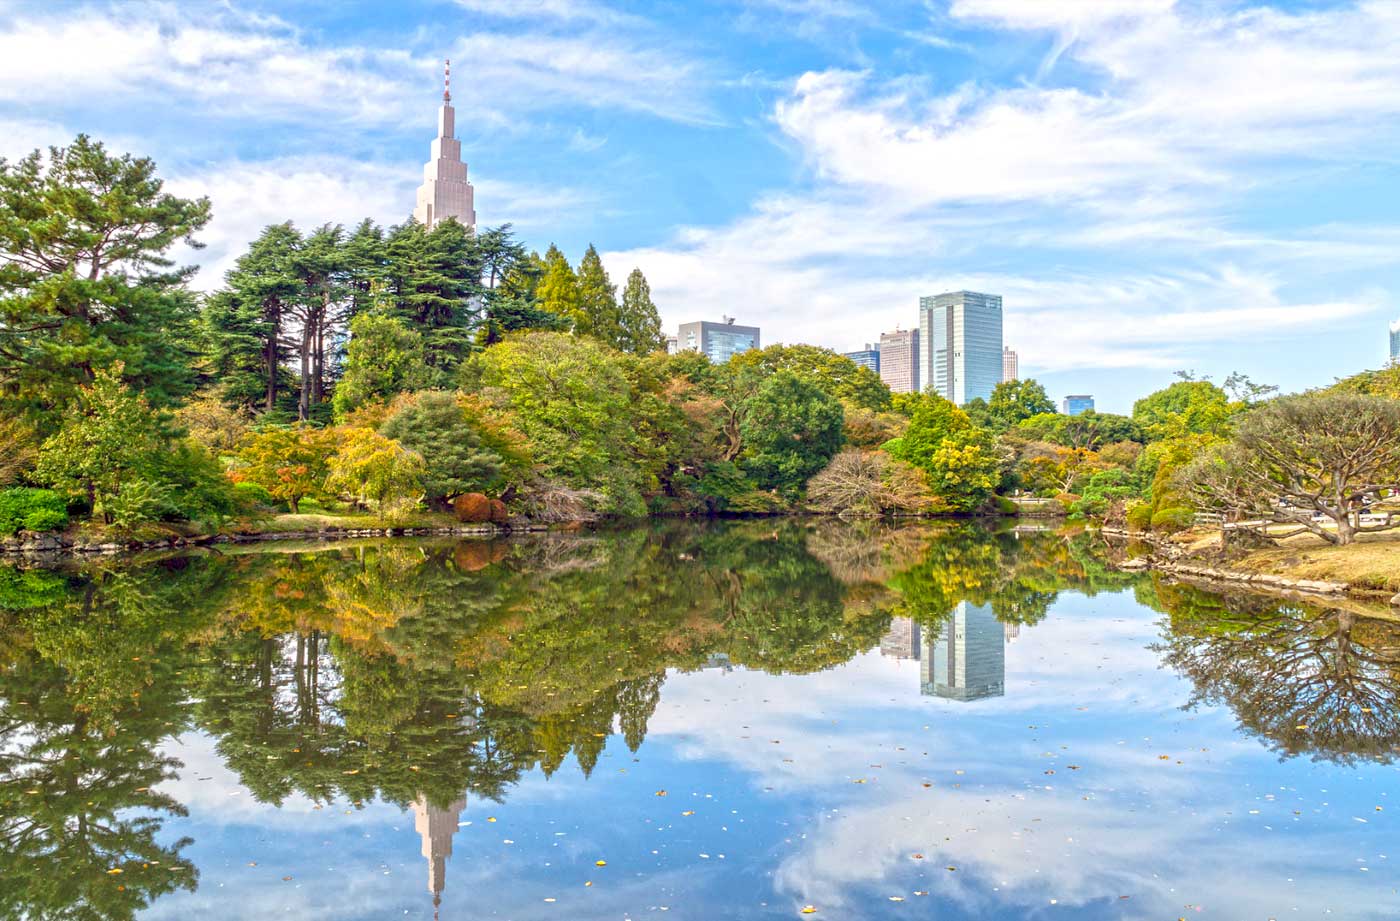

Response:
(1391, 592), (1400, 609)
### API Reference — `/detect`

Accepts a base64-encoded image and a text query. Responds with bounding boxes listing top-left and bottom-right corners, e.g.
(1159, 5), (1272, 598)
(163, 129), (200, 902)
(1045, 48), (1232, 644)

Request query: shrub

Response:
(453, 492), (492, 523)
(995, 495), (1018, 516)
(233, 481), (276, 507)
(379, 391), (529, 502)
(1150, 506), (1195, 533)
(1125, 501), (1153, 532)
(806, 449), (934, 515)
(0, 488), (69, 535)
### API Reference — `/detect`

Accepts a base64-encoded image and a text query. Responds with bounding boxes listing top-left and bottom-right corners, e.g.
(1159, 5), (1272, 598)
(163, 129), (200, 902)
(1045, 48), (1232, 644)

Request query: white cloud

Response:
(612, 1), (1400, 373)
(0, 2), (714, 125)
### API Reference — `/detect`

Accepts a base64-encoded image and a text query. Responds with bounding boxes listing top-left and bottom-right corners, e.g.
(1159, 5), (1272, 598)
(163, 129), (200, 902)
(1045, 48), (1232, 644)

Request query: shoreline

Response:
(1098, 526), (1400, 609)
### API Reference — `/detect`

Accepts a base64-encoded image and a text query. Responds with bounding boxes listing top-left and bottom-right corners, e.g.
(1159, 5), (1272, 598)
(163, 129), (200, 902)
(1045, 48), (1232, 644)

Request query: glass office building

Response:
(1391, 318), (1399, 364)
(878, 328), (919, 394)
(843, 344), (880, 373)
(921, 602), (1005, 702)
(1062, 394), (1095, 416)
(676, 320), (760, 364)
(918, 291), (1004, 405)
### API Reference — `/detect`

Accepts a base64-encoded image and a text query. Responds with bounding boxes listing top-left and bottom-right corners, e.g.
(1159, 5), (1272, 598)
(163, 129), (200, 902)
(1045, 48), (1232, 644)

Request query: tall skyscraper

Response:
(880, 617), (921, 660)
(879, 328), (919, 394)
(1002, 347), (1019, 382)
(919, 291), (1004, 405)
(1391, 317), (1399, 364)
(921, 602), (1006, 701)
(412, 794), (467, 913)
(414, 60), (477, 230)
(677, 318), (760, 363)
(844, 343), (880, 373)
(1062, 394), (1095, 416)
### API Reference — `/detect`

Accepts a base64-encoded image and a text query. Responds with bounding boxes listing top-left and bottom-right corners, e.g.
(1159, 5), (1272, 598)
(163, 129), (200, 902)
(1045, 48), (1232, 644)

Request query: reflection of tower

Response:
(921, 602), (1005, 701)
(1004, 622), (1020, 643)
(880, 617), (922, 660)
(412, 794), (467, 915)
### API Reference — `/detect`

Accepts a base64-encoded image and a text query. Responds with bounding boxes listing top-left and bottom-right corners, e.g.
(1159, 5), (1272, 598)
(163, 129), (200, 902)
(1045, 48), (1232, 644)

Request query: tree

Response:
(1132, 379), (1236, 440)
(466, 331), (650, 515)
(199, 222), (301, 412)
(1177, 391), (1400, 545)
(883, 394), (1001, 512)
(806, 449), (935, 515)
(0, 135), (210, 427)
(536, 245), (580, 326)
(33, 366), (167, 519)
(739, 371), (845, 497)
(574, 244), (621, 343)
(332, 313), (431, 418)
(729, 344), (892, 412)
(616, 268), (664, 355)
(475, 226), (566, 345)
(235, 425), (334, 513)
(287, 224), (348, 420)
(986, 379), (1055, 429)
(379, 391), (529, 502)
(325, 428), (426, 519)
(382, 218), (480, 380)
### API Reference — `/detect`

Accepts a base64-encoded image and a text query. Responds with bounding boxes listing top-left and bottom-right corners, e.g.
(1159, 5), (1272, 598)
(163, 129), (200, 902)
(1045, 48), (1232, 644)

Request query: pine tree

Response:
(382, 218), (479, 381)
(575, 244), (621, 344)
(287, 224), (348, 421)
(617, 268), (664, 355)
(0, 135), (210, 430)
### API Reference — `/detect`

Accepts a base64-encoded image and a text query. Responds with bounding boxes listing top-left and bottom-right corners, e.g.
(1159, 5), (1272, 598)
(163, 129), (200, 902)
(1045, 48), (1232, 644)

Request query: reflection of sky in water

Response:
(144, 587), (1399, 920)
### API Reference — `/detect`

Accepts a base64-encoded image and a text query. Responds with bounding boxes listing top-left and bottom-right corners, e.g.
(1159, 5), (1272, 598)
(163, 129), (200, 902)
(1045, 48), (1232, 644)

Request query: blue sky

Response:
(3, 0), (1399, 410)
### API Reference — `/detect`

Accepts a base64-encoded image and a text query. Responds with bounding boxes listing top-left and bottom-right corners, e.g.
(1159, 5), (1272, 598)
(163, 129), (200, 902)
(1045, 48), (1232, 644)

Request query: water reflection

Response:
(0, 523), (1397, 918)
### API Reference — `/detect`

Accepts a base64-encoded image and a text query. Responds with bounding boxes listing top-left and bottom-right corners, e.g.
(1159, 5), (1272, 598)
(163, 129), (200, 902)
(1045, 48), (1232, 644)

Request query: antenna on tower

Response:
(443, 58), (451, 103)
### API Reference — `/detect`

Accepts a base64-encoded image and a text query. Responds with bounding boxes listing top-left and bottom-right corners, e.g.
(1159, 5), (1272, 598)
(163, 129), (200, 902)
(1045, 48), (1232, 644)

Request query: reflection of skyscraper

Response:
(413, 794), (467, 914)
(921, 602), (1005, 701)
(880, 617), (922, 660)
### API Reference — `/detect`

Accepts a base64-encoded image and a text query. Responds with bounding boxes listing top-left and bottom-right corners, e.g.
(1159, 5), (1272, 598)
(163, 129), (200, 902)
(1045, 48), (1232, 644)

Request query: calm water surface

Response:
(2, 521), (1397, 919)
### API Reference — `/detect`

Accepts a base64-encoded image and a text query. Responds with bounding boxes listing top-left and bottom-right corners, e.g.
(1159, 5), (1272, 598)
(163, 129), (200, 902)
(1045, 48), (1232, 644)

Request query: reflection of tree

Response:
(1151, 581), (1400, 764)
(0, 559), (218, 920)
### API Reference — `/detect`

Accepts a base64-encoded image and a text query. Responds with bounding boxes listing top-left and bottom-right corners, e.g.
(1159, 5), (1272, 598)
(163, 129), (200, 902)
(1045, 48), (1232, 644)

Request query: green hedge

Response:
(0, 488), (70, 536)
(1150, 506), (1194, 534)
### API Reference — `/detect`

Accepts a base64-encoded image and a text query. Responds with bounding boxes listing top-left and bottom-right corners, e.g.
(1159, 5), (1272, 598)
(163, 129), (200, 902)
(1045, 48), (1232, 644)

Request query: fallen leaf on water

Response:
(655, 790), (667, 797)
(889, 896), (904, 902)
(282, 876), (293, 881)
(595, 860), (607, 867)
(106, 869), (123, 875)
(801, 907), (817, 914)
(342, 769), (359, 775)
(682, 810), (695, 816)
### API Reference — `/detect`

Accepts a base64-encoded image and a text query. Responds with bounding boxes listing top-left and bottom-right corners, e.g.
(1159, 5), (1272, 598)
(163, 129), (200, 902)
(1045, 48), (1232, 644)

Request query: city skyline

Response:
(5, 1), (1398, 412)
(920, 291), (1004, 405)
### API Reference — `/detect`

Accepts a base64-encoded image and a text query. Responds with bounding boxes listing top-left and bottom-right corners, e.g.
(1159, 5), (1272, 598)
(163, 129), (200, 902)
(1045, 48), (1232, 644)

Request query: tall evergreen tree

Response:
(537, 244), (581, 326)
(287, 224), (348, 421)
(475, 230), (565, 345)
(199, 221), (301, 412)
(383, 218), (479, 381)
(575, 244), (621, 344)
(0, 135), (210, 430)
(617, 268), (664, 355)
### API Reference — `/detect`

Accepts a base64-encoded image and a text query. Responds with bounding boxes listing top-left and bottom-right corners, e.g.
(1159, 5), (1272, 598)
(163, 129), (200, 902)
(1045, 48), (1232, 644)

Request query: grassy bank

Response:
(1230, 531), (1400, 596)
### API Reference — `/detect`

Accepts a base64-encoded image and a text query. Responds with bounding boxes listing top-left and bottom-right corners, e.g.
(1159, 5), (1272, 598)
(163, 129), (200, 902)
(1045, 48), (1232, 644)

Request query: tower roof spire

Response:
(443, 58), (451, 103)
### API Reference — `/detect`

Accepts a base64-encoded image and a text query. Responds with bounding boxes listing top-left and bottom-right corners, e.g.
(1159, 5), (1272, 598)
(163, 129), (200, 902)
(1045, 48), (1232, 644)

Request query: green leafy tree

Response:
(740, 371), (845, 497)
(379, 391), (529, 502)
(325, 428), (426, 518)
(0, 135), (210, 428)
(382, 218), (480, 380)
(536, 244), (581, 326)
(616, 268), (664, 355)
(729, 344), (892, 412)
(33, 366), (166, 520)
(883, 394), (1000, 512)
(986, 378), (1056, 429)
(332, 313), (431, 418)
(1132, 379), (1237, 440)
(574, 244), (621, 343)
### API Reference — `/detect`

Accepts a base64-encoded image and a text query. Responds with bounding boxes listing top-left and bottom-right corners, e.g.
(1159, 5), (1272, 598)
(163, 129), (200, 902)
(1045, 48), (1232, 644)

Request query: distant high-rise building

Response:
(844, 343), (881, 373)
(1062, 394), (1095, 416)
(665, 335), (679, 354)
(919, 291), (1004, 404)
(880, 617), (921, 660)
(879, 328), (919, 394)
(921, 602), (1006, 701)
(413, 60), (476, 230)
(677, 318), (760, 363)
(1391, 317), (1400, 364)
(1002, 347), (1019, 383)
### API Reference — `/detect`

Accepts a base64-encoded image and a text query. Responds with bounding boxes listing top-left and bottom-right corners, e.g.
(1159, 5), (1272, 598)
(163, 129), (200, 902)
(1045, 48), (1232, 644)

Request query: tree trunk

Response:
(298, 314), (313, 421)
(264, 302), (280, 413)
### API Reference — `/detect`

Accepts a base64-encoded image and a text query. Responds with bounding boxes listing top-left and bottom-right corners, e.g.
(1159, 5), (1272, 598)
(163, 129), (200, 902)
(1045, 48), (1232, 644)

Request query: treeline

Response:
(3, 135), (1397, 539)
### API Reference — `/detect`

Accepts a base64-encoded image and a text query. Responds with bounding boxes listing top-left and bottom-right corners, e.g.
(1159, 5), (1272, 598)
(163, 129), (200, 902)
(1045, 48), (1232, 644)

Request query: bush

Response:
(453, 492), (492, 523)
(233, 481), (276, 507)
(0, 488), (69, 535)
(1150, 506), (1195, 533)
(995, 495), (1018, 516)
(1125, 502), (1153, 532)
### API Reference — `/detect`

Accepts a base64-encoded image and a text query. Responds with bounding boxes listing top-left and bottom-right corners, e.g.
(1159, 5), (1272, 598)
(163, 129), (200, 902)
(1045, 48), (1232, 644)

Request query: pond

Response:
(1, 521), (1397, 920)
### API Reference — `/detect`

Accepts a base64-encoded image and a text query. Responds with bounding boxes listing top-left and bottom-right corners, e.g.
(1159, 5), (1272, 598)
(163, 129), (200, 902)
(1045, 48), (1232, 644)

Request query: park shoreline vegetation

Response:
(2, 135), (1399, 601)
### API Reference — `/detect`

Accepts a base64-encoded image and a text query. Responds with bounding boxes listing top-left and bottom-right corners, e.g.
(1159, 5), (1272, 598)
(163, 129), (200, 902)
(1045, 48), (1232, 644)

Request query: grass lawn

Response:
(245, 509), (465, 533)
(1234, 530), (1400, 594)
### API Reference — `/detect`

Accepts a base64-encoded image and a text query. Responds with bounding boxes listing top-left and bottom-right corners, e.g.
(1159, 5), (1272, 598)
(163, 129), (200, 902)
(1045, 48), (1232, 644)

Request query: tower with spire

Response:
(412, 794), (467, 917)
(413, 59), (477, 230)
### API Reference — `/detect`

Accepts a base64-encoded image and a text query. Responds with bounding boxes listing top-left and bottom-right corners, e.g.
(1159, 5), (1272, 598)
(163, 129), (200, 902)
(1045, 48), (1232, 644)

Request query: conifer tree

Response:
(575, 244), (621, 344)
(537, 244), (581, 326)
(617, 268), (664, 355)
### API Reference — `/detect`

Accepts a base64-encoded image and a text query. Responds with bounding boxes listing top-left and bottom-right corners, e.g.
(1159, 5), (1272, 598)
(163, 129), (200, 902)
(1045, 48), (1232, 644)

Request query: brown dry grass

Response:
(1235, 530), (1400, 593)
